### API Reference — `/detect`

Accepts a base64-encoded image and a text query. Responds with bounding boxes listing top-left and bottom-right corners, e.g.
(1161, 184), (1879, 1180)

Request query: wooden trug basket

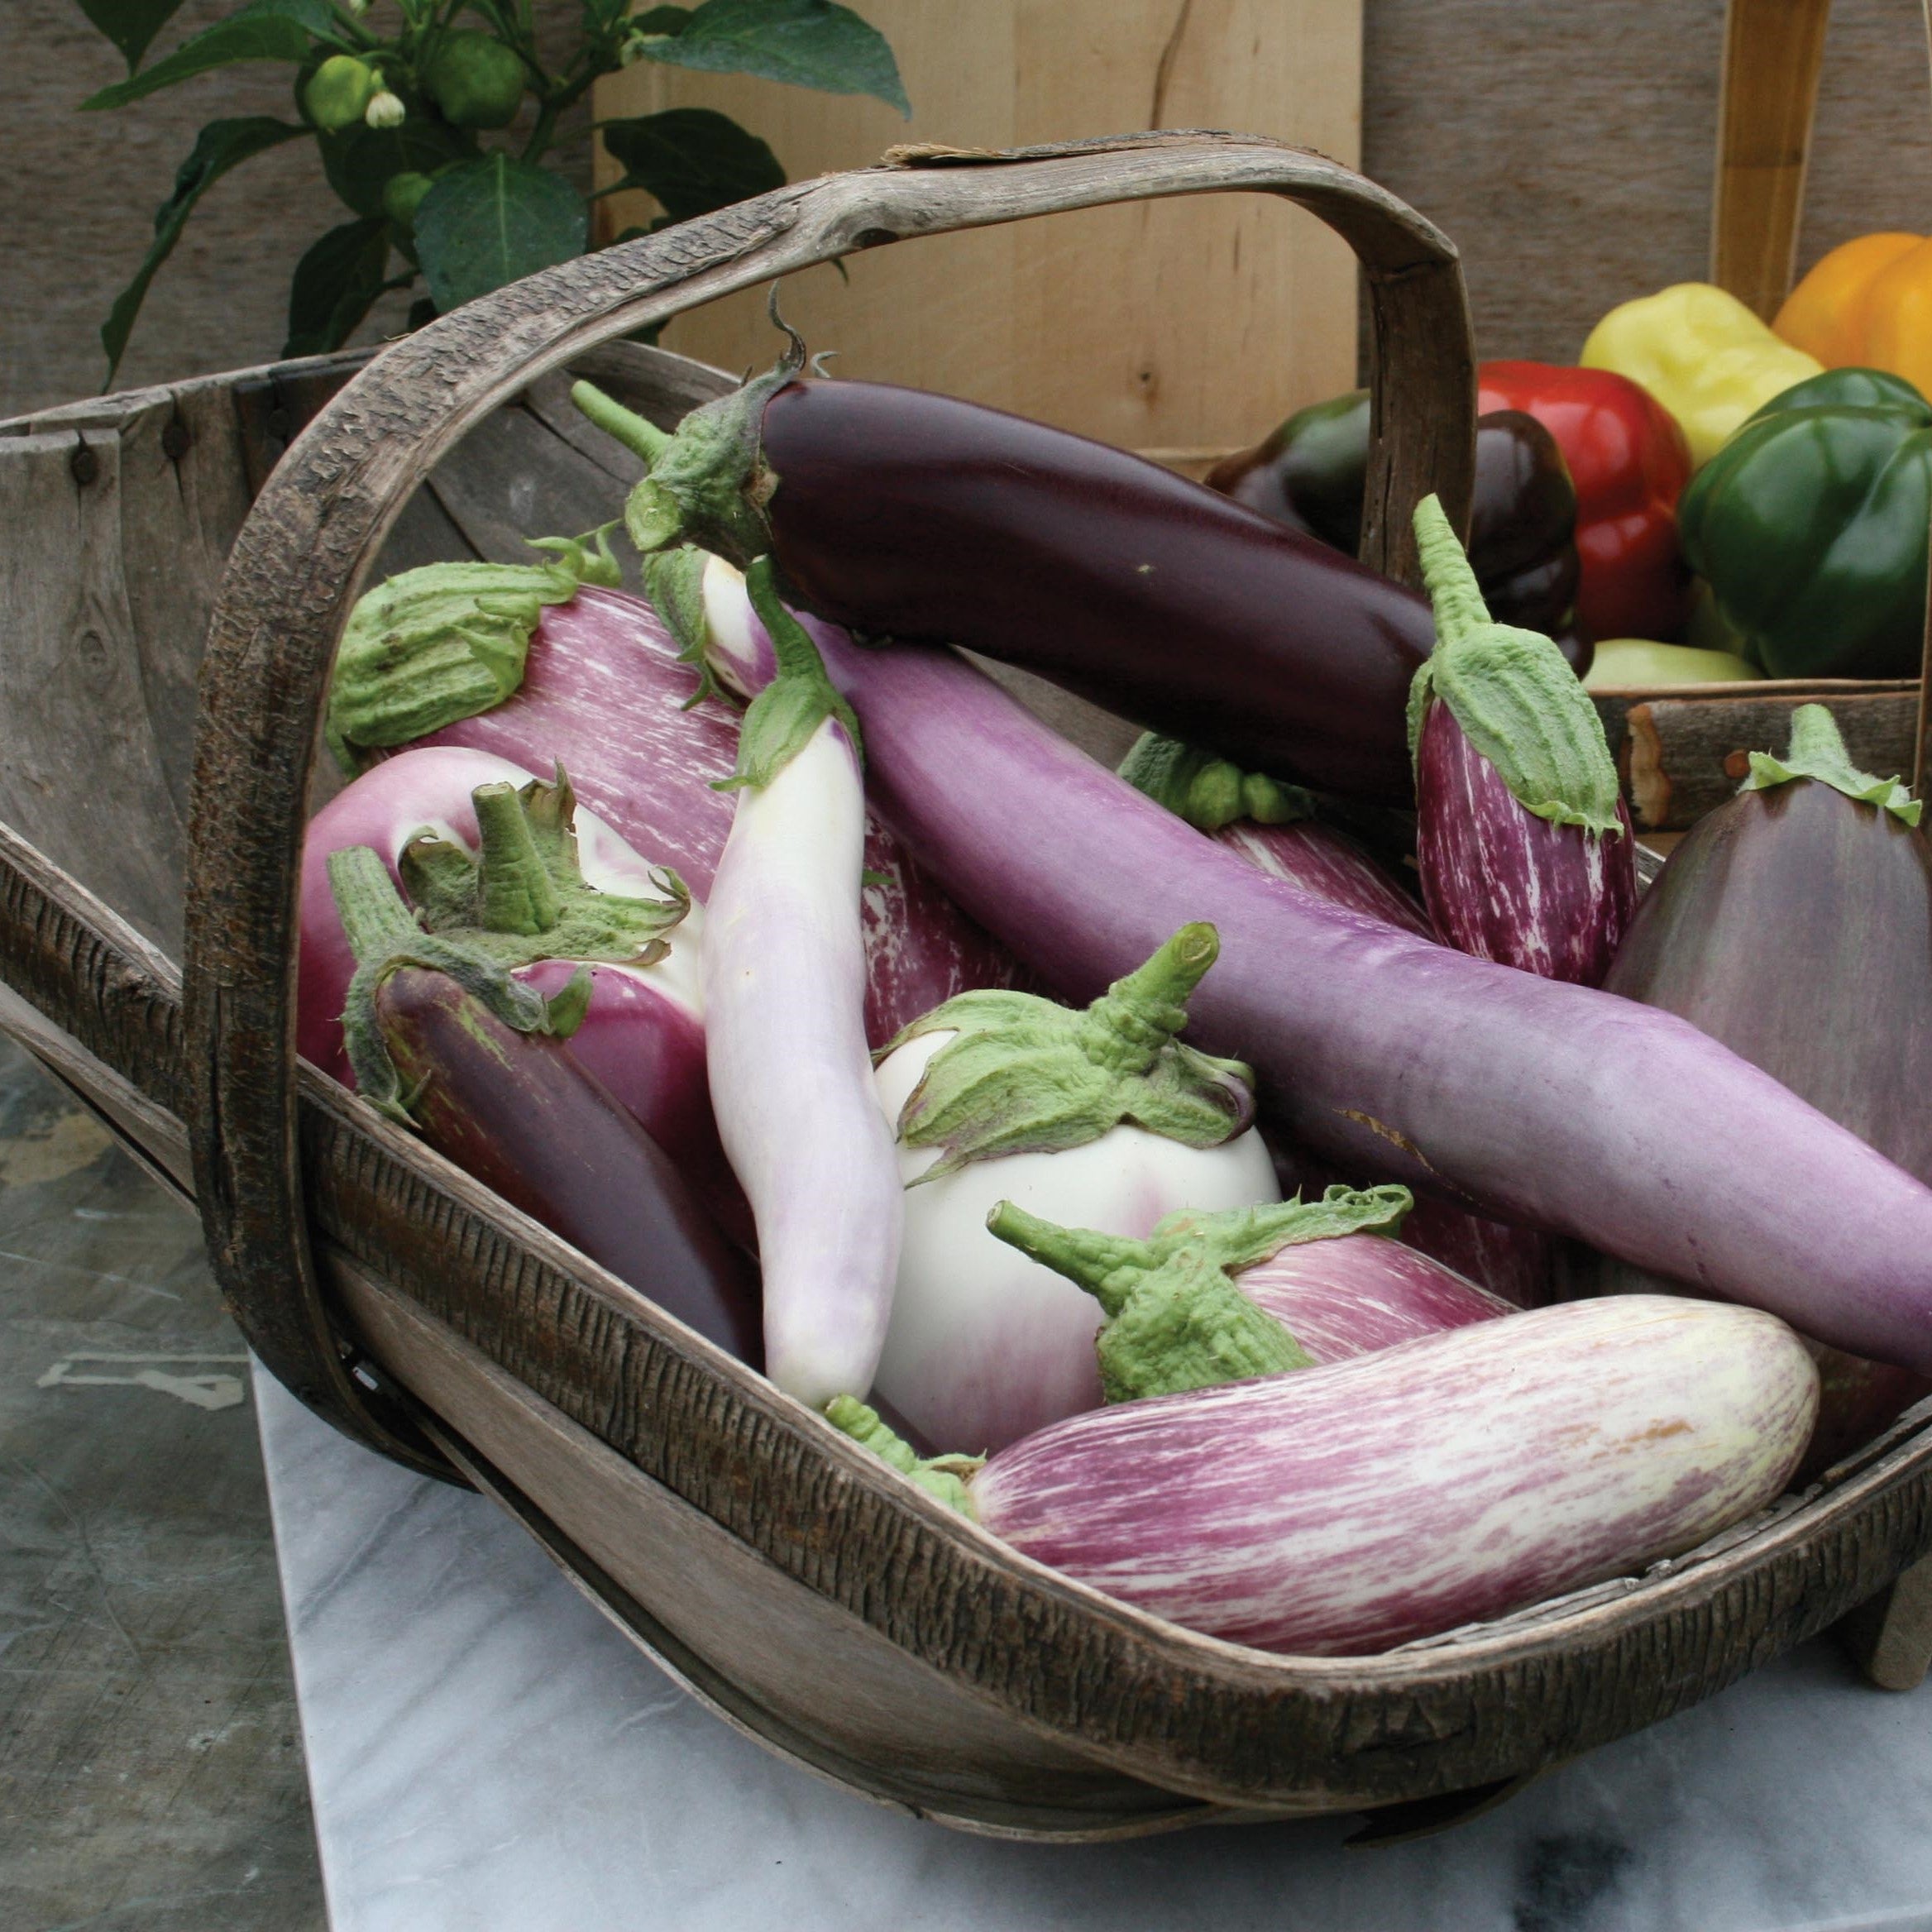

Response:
(6, 132), (1932, 1844)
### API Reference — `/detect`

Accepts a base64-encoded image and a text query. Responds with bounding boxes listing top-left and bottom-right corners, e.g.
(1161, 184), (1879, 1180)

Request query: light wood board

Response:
(592, 1), (1365, 452)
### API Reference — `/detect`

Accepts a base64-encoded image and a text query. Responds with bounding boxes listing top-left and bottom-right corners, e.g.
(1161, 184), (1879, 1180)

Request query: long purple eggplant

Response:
(828, 1297), (1817, 1656)
(373, 965), (761, 1365)
(331, 576), (1023, 1046)
(701, 562), (1932, 1375)
(572, 363), (1437, 806)
(1117, 733), (1437, 938)
(1409, 495), (1635, 986)
(1582, 704), (1932, 1472)
(702, 561), (901, 1408)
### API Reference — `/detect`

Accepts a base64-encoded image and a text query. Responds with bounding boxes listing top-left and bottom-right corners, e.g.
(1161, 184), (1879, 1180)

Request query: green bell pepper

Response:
(1677, 367), (1932, 679)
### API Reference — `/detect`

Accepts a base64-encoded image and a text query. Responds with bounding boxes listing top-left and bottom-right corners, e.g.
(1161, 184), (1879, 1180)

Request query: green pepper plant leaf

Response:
(101, 116), (310, 385)
(76, 0), (190, 72)
(633, 0), (908, 114)
(285, 217), (397, 357)
(81, 0), (340, 109)
(414, 154), (589, 313)
(600, 108), (784, 222)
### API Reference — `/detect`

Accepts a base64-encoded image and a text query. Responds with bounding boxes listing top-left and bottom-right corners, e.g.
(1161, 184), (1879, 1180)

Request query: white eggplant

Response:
(704, 562), (901, 1406)
(871, 925), (1277, 1452)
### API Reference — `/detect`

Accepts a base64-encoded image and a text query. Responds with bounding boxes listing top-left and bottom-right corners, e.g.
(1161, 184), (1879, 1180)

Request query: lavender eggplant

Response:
(1117, 734), (1437, 939)
(371, 964), (760, 1364)
(1581, 705), (1932, 1471)
(704, 561), (901, 1408)
(870, 925), (1281, 1454)
(986, 1184), (1509, 1406)
(1408, 495), (1635, 985)
(699, 559), (1932, 1376)
(328, 571), (1023, 1046)
(828, 1297), (1818, 1656)
(571, 351), (1440, 806)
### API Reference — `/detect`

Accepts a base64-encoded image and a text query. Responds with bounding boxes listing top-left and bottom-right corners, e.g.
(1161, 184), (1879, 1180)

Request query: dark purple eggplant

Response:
(1410, 495), (1636, 986)
(1579, 703), (1932, 1474)
(572, 359), (1438, 807)
(375, 965), (762, 1365)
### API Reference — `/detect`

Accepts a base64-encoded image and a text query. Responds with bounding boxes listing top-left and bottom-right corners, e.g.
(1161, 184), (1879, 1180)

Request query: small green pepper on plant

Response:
(74, 0), (908, 386)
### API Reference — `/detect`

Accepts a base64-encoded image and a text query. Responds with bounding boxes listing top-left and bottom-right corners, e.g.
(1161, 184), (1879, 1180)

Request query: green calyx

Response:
(988, 1184), (1413, 1404)
(882, 924), (1255, 1184)
(324, 527), (620, 774)
(1408, 494), (1625, 838)
(326, 845), (593, 1126)
(1740, 702), (1923, 825)
(822, 1396), (982, 1514)
(1117, 733), (1316, 832)
(577, 294), (806, 567)
(398, 766), (691, 967)
(643, 544), (724, 708)
(715, 555), (862, 790)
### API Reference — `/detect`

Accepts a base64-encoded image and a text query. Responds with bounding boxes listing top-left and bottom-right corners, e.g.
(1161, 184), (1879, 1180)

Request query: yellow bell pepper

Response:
(1774, 232), (1932, 402)
(1580, 283), (1822, 467)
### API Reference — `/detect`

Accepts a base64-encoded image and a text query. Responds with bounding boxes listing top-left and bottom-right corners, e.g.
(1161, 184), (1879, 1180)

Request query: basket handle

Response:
(184, 131), (1475, 1467)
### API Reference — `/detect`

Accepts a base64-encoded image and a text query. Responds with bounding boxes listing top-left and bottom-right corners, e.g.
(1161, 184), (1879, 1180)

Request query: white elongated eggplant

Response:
(831, 1297), (1818, 1656)
(704, 562), (901, 1406)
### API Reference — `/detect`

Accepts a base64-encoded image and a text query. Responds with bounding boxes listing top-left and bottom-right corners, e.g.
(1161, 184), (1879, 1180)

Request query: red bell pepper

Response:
(1477, 362), (1693, 643)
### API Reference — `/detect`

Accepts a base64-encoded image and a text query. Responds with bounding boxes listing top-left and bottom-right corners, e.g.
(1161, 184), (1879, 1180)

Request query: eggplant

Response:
(870, 925), (1279, 1454)
(1117, 733), (1437, 939)
(1582, 704), (1932, 1471)
(573, 367), (1439, 807)
(698, 560), (1932, 1376)
(828, 1296), (1818, 1656)
(331, 578), (1023, 1046)
(702, 562), (901, 1408)
(1409, 496), (1635, 986)
(985, 1184), (1508, 1406)
(302, 746), (751, 1247)
(373, 965), (761, 1364)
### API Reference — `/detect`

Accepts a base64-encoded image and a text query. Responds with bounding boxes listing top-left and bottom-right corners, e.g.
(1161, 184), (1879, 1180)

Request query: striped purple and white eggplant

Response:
(984, 1184), (1509, 1408)
(301, 745), (749, 1244)
(1581, 704), (1932, 1475)
(327, 562), (1022, 1046)
(703, 560), (901, 1408)
(869, 925), (1280, 1454)
(1117, 733), (1437, 939)
(1409, 495), (1636, 987)
(698, 558), (1932, 1376)
(371, 964), (761, 1365)
(829, 1297), (1818, 1656)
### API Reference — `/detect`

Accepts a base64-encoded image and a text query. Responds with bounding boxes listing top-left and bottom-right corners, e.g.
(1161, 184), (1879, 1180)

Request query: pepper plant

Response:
(74, 0), (906, 386)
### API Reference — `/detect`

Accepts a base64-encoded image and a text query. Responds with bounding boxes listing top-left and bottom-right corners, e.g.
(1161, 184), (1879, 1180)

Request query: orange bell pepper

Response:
(1774, 233), (1932, 400)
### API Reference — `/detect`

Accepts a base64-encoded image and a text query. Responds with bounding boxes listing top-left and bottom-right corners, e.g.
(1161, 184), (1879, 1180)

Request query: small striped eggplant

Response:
(1583, 705), (1932, 1475)
(870, 925), (1280, 1454)
(1409, 495), (1636, 986)
(1117, 734), (1437, 939)
(372, 965), (760, 1365)
(985, 1184), (1508, 1407)
(703, 561), (901, 1408)
(829, 1297), (1818, 1656)
(328, 568), (1022, 1046)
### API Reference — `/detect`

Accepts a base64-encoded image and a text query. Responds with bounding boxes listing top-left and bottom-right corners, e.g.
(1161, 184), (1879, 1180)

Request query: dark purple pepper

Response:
(374, 966), (763, 1365)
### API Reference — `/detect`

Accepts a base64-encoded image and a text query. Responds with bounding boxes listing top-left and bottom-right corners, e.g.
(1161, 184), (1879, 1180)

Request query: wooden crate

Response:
(4, 132), (1932, 1844)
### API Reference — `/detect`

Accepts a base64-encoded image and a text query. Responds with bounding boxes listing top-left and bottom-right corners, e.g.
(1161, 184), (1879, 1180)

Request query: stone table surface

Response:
(258, 1367), (1932, 1932)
